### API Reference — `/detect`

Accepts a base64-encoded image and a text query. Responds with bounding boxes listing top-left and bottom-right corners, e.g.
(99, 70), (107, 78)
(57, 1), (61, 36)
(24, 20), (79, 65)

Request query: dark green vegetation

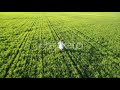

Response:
(0, 12), (120, 78)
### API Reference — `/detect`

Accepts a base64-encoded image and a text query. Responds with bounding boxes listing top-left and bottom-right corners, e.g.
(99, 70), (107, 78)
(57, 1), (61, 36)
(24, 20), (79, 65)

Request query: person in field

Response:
(58, 39), (65, 51)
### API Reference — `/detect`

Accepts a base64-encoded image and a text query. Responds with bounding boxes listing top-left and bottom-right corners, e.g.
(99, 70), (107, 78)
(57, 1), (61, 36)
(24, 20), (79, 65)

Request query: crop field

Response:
(0, 12), (120, 78)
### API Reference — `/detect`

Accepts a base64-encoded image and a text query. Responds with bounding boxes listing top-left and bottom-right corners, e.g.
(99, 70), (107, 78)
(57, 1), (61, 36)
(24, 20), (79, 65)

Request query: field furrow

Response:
(0, 12), (120, 78)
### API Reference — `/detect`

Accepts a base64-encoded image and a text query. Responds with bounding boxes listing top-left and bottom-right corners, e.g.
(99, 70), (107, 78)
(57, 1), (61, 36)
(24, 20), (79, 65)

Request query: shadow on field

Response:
(63, 46), (109, 78)
(64, 48), (81, 53)
(57, 37), (120, 77)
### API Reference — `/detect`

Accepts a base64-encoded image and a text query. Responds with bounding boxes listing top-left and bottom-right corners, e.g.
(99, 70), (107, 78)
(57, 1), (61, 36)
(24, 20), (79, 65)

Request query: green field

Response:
(0, 12), (120, 78)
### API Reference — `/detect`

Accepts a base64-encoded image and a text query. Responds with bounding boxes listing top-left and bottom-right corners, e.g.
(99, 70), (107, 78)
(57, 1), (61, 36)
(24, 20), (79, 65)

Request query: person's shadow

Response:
(63, 47), (85, 77)
(58, 48), (80, 53)
(64, 48), (82, 53)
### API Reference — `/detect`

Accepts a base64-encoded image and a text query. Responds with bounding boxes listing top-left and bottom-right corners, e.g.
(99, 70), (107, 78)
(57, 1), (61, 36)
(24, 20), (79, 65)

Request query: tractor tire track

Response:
(0, 18), (32, 70)
(4, 19), (36, 78)
(59, 30), (90, 77)
(3, 19), (30, 60)
(37, 16), (43, 78)
(46, 17), (98, 77)
(50, 24), (84, 77)
(49, 17), (109, 58)
(55, 17), (115, 56)
(46, 16), (82, 77)
(46, 16), (76, 77)
(40, 17), (44, 78)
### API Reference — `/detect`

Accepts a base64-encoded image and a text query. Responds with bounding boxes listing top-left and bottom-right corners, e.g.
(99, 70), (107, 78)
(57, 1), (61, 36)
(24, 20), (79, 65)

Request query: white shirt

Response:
(58, 41), (65, 50)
